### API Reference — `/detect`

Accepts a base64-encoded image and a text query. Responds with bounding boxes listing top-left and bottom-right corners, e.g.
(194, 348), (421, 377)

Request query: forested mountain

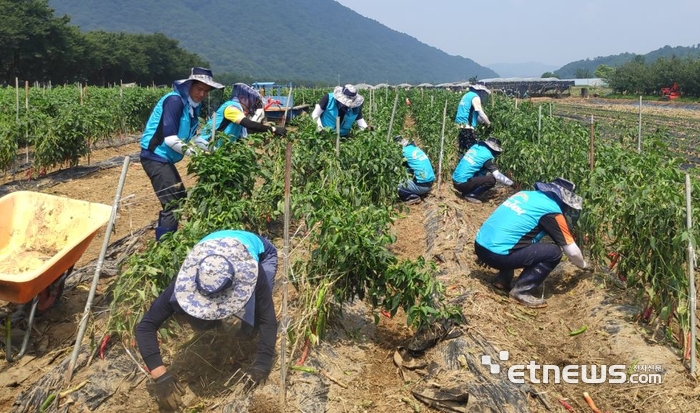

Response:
(48, 0), (498, 84)
(555, 44), (700, 78)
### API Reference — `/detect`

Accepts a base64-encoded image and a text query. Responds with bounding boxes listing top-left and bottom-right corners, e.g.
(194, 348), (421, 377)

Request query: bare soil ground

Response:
(1, 106), (699, 412)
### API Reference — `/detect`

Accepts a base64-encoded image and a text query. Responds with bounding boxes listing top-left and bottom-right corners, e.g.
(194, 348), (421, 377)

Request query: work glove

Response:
(272, 125), (287, 137)
(150, 371), (185, 411)
(241, 365), (270, 392)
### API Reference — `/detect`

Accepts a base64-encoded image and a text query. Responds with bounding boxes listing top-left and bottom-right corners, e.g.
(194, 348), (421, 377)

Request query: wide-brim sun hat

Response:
(174, 238), (258, 320)
(174, 67), (224, 90)
(534, 177), (583, 210)
(333, 84), (364, 108)
(469, 83), (491, 94)
(483, 137), (503, 153)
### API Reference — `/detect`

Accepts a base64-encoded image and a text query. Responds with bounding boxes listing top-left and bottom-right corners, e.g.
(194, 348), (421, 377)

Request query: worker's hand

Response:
(151, 371), (185, 411)
(241, 365), (270, 392)
(272, 125), (287, 137)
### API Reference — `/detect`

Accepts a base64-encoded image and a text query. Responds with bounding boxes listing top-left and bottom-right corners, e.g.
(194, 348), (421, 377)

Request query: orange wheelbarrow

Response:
(0, 191), (112, 361)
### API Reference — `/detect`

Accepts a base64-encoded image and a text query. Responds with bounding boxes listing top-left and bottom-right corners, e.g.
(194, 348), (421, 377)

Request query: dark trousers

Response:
(474, 241), (562, 291)
(453, 175), (495, 196)
(458, 128), (477, 157)
(474, 241), (562, 272)
(141, 157), (186, 229)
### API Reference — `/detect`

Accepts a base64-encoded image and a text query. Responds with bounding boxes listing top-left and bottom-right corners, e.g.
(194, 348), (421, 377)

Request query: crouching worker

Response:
(452, 137), (513, 203)
(199, 83), (287, 147)
(135, 230), (278, 411)
(474, 178), (587, 308)
(395, 135), (435, 205)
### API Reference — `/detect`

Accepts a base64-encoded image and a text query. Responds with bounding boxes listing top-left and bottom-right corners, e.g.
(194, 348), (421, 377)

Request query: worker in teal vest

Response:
(454, 84), (491, 158)
(200, 83), (287, 147)
(139, 67), (224, 241)
(395, 135), (435, 205)
(312, 84), (372, 137)
(474, 178), (588, 308)
(452, 137), (513, 203)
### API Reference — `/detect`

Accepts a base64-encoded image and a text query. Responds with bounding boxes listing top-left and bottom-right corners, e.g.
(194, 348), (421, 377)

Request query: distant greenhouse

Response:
(478, 77), (575, 97)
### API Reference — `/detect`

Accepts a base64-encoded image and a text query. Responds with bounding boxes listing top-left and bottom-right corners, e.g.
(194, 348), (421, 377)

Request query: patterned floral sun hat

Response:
(174, 238), (258, 320)
(333, 84), (364, 108)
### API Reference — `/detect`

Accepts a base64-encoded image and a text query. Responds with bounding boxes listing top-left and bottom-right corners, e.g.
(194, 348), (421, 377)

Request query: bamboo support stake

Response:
(369, 88), (373, 125)
(687, 174), (697, 375)
(25, 81), (29, 164)
(279, 87), (293, 410)
(436, 99), (448, 194)
(387, 91), (399, 142)
(15, 77), (19, 123)
(589, 115), (594, 171)
(637, 96), (642, 153)
(335, 116), (340, 156)
(210, 112), (217, 148)
(66, 156), (130, 383)
(537, 105), (542, 144)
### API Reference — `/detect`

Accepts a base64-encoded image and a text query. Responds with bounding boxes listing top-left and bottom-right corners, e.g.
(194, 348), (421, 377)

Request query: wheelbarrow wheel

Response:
(36, 277), (66, 315)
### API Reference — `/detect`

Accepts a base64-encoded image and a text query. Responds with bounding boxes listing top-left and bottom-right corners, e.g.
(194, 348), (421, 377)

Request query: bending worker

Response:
(312, 84), (372, 137)
(452, 137), (513, 203)
(135, 230), (278, 411)
(139, 67), (224, 241)
(395, 135), (435, 205)
(474, 178), (588, 308)
(200, 83), (287, 146)
(454, 83), (491, 157)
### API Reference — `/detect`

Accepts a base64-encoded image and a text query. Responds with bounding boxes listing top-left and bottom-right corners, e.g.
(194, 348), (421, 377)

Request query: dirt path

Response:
(1, 125), (698, 412)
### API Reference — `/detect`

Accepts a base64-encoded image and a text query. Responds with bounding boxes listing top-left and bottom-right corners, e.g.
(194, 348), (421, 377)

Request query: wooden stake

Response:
(436, 99), (448, 194)
(335, 116), (340, 156)
(589, 115), (594, 171)
(279, 86), (293, 410)
(687, 174), (697, 375)
(387, 90), (399, 142)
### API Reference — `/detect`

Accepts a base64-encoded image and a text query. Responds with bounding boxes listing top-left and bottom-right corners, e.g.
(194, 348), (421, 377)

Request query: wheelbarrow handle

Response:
(5, 295), (39, 362)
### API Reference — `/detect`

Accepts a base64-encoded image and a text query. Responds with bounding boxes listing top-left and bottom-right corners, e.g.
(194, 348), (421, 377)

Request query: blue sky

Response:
(335, 0), (700, 67)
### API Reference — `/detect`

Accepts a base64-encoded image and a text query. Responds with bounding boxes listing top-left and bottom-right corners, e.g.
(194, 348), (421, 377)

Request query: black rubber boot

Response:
(509, 262), (555, 308)
(463, 184), (492, 204)
(492, 269), (514, 292)
(155, 211), (177, 241)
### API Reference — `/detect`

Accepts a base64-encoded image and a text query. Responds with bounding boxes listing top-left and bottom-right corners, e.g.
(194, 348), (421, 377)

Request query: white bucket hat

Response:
(333, 84), (364, 108)
(174, 238), (258, 320)
(469, 83), (491, 94)
(174, 67), (224, 90)
(534, 177), (583, 210)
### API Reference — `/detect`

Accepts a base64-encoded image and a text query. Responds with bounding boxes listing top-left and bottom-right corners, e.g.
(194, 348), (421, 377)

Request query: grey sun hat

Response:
(174, 238), (258, 320)
(333, 84), (364, 108)
(394, 135), (410, 147)
(534, 177), (583, 210)
(469, 83), (491, 94)
(174, 67), (224, 90)
(482, 137), (503, 153)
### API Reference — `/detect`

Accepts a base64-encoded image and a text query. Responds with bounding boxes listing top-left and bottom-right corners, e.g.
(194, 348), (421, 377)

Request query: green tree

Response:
(594, 64), (615, 80)
(574, 68), (593, 78)
(0, 0), (78, 83)
(541, 72), (559, 78)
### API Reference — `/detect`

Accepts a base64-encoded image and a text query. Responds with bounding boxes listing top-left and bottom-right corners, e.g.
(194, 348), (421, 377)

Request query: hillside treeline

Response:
(606, 55), (700, 97)
(1, 0), (207, 85)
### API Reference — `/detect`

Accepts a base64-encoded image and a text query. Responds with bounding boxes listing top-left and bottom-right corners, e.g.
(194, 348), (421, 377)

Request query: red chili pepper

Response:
(380, 310), (392, 318)
(99, 334), (111, 359)
(558, 399), (575, 412)
(296, 337), (311, 366)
